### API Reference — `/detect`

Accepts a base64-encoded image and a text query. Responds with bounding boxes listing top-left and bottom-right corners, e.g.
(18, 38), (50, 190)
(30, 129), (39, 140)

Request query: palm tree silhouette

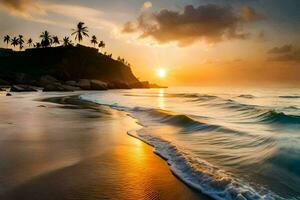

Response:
(11, 37), (19, 49)
(91, 35), (98, 47)
(18, 35), (24, 51)
(27, 38), (33, 47)
(62, 37), (73, 47)
(3, 35), (10, 48)
(72, 22), (89, 44)
(52, 36), (60, 47)
(98, 40), (105, 52)
(34, 42), (41, 48)
(40, 31), (52, 48)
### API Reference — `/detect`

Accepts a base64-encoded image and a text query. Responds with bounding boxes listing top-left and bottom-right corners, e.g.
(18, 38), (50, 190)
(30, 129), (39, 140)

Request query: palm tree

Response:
(52, 36), (60, 47)
(98, 40), (105, 52)
(3, 35), (10, 48)
(18, 35), (24, 51)
(71, 22), (89, 44)
(40, 31), (52, 48)
(90, 35), (98, 47)
(34, 42), (41, 48)
(62, 36), (73, 47)
(11, 37), (19, 49)
(27, 38), (33, 47)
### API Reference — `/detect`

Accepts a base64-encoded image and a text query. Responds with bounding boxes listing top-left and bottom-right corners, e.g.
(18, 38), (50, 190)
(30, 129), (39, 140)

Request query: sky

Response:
(0, 0), (300, 86)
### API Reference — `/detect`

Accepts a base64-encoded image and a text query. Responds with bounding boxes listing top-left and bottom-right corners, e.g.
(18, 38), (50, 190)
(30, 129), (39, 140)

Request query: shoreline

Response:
(0, 93), (208, 200)
(45, 95), (212, 200)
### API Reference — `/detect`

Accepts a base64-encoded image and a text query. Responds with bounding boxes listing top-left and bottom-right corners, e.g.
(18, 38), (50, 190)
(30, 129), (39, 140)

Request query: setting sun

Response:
(157, 68), (166, 78)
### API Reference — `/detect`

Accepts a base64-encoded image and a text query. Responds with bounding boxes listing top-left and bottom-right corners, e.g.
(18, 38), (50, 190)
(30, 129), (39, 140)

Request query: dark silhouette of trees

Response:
(40, 31), (52, 48)
(34, 42), (41, 48)
(63, 37), (73, 47)
(117, 56), (131, 67)
(91, 35), (98, 47)
(72, 22), (89, 43)
(3, 35), (10, 48)
(98, 40), (105, 52)
(18, 35), (24, 51)
(52, 36), (60, 46)
(27, 38), (33, 47)
(11, 37), (19, 49)
(2, 23), (133, 69)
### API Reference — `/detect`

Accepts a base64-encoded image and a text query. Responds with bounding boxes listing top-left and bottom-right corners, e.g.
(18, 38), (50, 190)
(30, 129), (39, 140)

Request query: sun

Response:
(156, 68), (166, 78)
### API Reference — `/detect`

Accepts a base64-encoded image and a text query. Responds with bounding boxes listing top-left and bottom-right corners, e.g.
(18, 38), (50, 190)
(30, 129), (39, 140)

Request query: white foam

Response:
(128, 129), (279, 200)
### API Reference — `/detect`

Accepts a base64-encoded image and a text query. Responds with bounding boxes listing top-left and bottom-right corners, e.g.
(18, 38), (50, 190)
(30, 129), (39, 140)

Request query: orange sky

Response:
(0, 0), (300, 86)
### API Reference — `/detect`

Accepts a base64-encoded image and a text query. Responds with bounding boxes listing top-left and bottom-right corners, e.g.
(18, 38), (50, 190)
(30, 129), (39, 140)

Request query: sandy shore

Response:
(0, 92), (209, 200)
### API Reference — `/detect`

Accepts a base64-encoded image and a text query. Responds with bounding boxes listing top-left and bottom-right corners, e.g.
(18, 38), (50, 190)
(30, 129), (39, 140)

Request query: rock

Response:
(90, 80), (108, 90)
(0, 86), (10, 92)
(61, 85), (81, 91)
(6, 93), (12, 96)
(149, 83), (167, 88)
(39, 75), (59, 86)
(129, 82), (144, 88)
(65, 81), (79, 87)
(108, 81), (131, 89)
(11, 85), (37, 92)
(78, 79), (91, 90)
(43, 82), (80, 92)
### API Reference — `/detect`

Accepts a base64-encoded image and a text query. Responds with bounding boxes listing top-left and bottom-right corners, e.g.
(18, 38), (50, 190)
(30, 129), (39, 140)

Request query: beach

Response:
(0, 92), (206, 200)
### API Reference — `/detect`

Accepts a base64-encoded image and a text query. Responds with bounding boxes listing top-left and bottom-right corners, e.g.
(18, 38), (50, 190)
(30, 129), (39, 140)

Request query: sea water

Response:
(81, 86), (300, 200)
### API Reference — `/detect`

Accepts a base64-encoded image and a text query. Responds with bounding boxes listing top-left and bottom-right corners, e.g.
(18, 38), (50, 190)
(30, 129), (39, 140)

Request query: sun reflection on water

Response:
(158, 89), (165, 109)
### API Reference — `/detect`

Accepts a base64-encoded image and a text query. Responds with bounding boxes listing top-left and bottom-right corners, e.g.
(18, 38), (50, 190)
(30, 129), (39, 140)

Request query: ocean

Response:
(81, 87), (300, 200)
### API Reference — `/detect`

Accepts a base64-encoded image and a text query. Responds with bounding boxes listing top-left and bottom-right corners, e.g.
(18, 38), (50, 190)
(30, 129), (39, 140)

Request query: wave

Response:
(138, 108), (246, 134)
(279, 95), (300, 99)
(128, 130), (279, 200)
(267, 147), (300, 177)
(255, 110), (300, 125)
(191, 97), (300, 126)
(238, 94), (255, 99)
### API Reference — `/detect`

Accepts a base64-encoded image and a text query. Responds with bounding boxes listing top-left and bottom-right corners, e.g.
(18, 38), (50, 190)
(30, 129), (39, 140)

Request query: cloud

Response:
(241, 6), (265, 22)
(0, 0), (44, 18)
(268, 44), (300, 63)
(0, 0), (116, 31)
(122, 4), (264, 46)
(142, 1), (152, 10)
(46, 3), (117, 31)
(268, 44), (293, 54)
(122, 21), (136, 33)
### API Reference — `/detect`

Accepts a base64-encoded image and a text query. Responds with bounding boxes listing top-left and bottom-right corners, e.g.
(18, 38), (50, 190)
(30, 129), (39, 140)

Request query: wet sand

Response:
(0, 92), (209, 200)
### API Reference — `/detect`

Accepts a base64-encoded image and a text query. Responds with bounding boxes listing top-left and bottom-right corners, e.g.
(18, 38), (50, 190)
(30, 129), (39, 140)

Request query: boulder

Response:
(11, 85), (37, 92)
(43, 82), (79, 92)
(61, 85), (81, 91)
(39, 75), (59, 86)
(43, 83), (63, 91)
(78, 79), (91, 90)
(108, 81), (131, 89)
(90, 80), (108, 90)
(65, 81), (79, 87)
(149, 83), (167, 88)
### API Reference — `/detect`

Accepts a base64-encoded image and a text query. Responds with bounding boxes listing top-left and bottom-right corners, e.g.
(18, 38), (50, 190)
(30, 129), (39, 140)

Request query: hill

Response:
(0, 45), (161, 91)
